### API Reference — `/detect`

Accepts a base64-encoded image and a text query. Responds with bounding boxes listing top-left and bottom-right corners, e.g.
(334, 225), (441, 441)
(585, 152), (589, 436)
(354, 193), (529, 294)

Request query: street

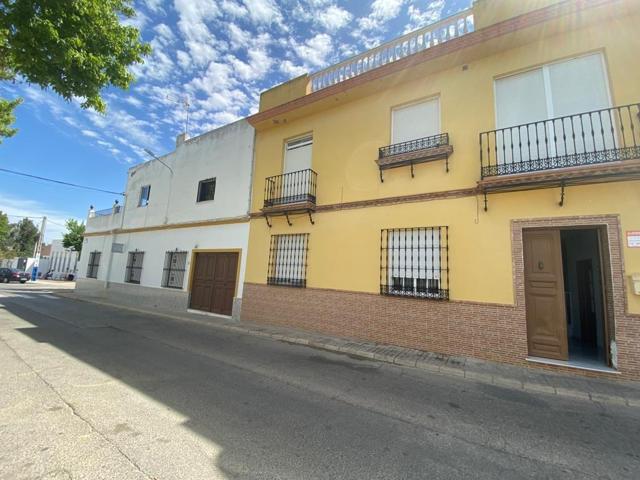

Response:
(1, 284), (639, 480)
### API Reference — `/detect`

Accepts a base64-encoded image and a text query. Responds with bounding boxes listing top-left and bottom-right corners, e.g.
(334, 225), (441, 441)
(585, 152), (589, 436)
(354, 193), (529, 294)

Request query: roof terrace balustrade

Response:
(309, 10), (474, 93)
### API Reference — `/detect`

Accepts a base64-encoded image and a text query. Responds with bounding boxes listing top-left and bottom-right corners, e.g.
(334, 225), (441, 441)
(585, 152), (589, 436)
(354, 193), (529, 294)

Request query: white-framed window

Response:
(138, 185), (151, 207)
(391, 97), (440, 145)
(494, 52), (612, 163)
(125, 251), (144, 284)
(162, 251), (188, 289)
(86, 251), (101, 279)
(284, 135), (312, 174)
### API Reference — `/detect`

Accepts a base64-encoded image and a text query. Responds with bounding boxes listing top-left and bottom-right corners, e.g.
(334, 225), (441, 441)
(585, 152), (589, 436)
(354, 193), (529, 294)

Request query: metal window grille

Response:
(125, 251), (144, 284)
(380, 227), (449, 300)
(197, 178), (216, 202)
(86, 251), (101, 279)
(162, 251), (187, 289)
(138, 185), (151, 207)
(267, 234), (309, 287)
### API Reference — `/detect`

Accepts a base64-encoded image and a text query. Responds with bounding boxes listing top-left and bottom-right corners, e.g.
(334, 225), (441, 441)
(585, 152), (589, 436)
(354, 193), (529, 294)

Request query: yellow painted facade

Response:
(245, 0), (640, 313)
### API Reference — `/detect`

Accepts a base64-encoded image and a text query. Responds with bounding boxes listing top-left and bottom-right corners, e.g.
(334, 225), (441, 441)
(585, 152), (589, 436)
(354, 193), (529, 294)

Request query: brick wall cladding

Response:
(242, 214), (640, 381)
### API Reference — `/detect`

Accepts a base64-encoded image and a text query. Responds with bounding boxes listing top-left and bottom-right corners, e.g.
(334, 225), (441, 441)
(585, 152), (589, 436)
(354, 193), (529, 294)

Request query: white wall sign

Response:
(626, 231), (640, 248)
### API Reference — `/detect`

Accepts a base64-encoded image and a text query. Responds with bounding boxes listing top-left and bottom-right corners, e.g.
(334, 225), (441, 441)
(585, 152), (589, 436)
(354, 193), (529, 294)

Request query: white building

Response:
(46, 239), (79, 280)
(76, 120), (255, 319)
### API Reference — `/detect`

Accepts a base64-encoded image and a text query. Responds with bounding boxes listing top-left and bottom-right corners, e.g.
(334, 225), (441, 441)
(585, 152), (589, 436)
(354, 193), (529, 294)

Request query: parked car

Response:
(0, 268), (30, 284)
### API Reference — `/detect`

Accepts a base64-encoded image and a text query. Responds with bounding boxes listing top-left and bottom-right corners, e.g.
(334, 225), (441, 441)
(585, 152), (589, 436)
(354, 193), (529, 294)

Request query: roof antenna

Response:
(166, 94), (191, 137)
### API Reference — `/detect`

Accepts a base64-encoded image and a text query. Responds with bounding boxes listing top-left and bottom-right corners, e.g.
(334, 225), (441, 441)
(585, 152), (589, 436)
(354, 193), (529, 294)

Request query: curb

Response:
(52, 292), (638, 408)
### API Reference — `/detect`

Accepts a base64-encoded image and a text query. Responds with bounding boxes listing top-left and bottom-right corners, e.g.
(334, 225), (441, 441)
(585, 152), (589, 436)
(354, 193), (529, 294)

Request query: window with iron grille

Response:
(197, 178), (216, 202)
(138, 185), (151, 207)
(380, 227), (449, 300)
(267, 234), (309, 287)
(86, 251), (101, 279)
(125, 251), (144, 284)
(162, 251), (187, 289)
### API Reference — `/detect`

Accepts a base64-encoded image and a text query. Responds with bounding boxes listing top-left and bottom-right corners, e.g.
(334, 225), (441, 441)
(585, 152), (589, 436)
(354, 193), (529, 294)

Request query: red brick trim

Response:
(242, 213), (640, 380)
(248, 0), (616, 127)
(250, 187), (478, 218)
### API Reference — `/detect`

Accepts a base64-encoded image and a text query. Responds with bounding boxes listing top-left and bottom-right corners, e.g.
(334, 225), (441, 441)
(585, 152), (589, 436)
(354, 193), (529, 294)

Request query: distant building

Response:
(46, 240), (78, 279)
(76, 120), (255, 320)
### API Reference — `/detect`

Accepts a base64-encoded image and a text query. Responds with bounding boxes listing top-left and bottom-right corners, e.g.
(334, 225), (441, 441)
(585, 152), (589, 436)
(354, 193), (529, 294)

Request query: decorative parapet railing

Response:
(93, 205), (122, 217)
(309, 9), (474, 93)
(479, 103), (640, 178)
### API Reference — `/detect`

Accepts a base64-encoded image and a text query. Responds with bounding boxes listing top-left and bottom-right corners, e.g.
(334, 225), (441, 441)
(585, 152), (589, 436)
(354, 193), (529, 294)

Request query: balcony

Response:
(262, 169), (317, 226)
(478, 103), (640, 197)
(309, 10), (474, 93)
(376, 133), (453, 181)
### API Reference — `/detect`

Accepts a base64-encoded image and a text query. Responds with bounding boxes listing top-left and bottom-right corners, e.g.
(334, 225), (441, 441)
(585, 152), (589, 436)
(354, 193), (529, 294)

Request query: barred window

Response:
(380, 227), (449, 300)
(162, 251), (187, 289)
(197, 178), (216, 202)
(267, 234), (309, 287)
(86, 251), (101, 279)
(125, 251), (144, 284)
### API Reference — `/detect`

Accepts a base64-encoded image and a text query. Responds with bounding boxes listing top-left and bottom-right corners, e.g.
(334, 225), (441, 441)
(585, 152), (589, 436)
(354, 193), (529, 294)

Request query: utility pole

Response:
(31, 216), (46, 281)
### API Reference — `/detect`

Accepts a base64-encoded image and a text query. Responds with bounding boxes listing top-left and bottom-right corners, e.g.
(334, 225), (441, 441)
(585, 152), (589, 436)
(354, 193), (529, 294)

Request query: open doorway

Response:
(523, 226), (612, 369)
(560, 229), (607, 367)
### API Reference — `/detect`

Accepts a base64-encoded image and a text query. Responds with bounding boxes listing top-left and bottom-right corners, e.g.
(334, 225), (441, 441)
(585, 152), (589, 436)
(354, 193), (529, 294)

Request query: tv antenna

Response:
(166, 94), (191, 137)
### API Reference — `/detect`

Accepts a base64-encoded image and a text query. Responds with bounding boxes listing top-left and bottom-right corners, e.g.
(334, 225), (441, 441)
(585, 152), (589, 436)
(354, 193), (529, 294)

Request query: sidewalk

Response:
(58, 291), (640, 408)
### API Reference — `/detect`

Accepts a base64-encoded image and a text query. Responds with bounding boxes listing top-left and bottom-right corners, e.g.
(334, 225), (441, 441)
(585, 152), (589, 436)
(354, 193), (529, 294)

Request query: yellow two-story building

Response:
(242, 0), (640, 380)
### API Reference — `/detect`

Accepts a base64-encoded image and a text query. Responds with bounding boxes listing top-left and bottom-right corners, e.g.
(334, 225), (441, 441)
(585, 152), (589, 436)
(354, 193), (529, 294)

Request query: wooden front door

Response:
(523, 229), (568, 360)
(190, 252), (239, 316)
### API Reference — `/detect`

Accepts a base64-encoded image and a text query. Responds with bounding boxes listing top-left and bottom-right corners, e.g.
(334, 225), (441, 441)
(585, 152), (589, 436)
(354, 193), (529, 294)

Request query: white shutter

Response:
(392, 98), (440, 144)
(495, 68), (548, 130)
(284, 136), (312, 173)
(547, 53), (612, 154)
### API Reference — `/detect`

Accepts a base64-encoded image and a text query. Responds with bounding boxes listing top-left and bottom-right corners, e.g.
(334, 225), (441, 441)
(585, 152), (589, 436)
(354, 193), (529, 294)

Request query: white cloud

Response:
(0, 194), (79, 242)
(143, 0), (165, 14)
(81, 129), (100, 138)
(227, 33), (273, 82)
(317, 5), (353, 30)
(242, 0), (283, 26)
(292, 33), (333, 68)
(221, 0), (248, 17)
(405, 1), (445, 32)
(280, 60), (307, 78)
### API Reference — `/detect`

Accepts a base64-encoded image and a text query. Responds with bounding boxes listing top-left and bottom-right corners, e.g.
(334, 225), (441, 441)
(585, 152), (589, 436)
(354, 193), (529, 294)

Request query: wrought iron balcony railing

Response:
(263, 169), (317, 208)
(379, 133), (450, 159)
(480, 103), (640, 178)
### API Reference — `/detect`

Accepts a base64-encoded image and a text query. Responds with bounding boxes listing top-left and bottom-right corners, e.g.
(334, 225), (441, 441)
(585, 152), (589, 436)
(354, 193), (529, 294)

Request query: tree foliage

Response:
(62, 218), (85, 253)
(0, 0), (151, 142)
(0, 210), (10, 257)
(6, 217), (38, 257)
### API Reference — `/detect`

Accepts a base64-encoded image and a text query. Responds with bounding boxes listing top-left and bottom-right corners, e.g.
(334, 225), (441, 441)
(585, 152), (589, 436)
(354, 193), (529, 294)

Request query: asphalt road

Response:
(1, 283), (639, 480)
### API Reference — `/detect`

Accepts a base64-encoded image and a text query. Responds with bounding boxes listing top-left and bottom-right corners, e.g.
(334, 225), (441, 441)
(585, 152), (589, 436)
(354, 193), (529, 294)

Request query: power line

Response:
(0, 167), (124, 196)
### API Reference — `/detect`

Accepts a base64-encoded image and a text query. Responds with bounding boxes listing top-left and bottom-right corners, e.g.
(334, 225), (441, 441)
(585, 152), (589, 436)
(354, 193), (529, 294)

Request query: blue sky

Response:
(0, 0), (470, 241)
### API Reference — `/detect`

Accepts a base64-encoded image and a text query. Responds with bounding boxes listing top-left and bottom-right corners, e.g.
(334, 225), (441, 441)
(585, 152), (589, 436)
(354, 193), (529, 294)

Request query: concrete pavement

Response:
(1, 283), (640, 479)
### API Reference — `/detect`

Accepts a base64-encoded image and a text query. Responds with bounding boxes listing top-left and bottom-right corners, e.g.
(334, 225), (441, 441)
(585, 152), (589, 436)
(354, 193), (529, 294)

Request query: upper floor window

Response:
(380, 226), (449, 300)
(267, 233), (309, 288)
(197, 178), (216, 202)
(391, 97), (440, 145)
(284, 136), (312, 174)
(138, 185), (151, 207)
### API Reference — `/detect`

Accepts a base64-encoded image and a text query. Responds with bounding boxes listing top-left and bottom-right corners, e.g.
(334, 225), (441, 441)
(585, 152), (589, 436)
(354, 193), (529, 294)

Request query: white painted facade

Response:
(76, 119), (255, 318)
(46, 239), (79, 279)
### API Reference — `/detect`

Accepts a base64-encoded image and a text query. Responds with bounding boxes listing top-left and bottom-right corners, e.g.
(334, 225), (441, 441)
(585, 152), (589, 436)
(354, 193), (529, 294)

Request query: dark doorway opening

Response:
(560, 229), (607, 367)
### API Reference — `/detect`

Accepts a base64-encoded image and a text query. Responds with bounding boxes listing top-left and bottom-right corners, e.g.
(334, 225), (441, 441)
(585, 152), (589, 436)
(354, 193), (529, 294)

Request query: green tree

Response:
(62, 219), (85, 254)
(0, 210), (10, 256)
(0, 0), (151, 142)
(7, 217), (38, 257)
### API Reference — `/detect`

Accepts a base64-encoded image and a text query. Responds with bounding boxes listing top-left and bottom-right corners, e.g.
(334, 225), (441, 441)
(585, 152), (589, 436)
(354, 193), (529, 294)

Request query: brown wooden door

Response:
(190, 252), (239, 316)
(523, 229), (568, 360)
